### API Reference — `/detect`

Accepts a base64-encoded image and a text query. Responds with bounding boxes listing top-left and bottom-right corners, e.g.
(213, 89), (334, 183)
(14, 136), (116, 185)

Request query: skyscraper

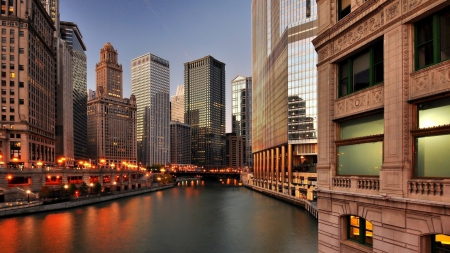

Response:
(60, 21), (87, 162)
(0, 0), (56, 169)
(184, 56), (225, 167)
(170, 85), (184, 123)
(87, 43), (137, 169)
(231, 75), (252, 169)
(251, 0), (318, 199)
(131, 53), (170, 166)
(170, 121), (191, 165)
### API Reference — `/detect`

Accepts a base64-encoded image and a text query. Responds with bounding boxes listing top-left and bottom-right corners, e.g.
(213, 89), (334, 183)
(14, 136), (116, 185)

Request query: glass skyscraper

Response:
(131, 53), (170, 166)
(184, 56), (225, 167)
(231, 75), (252, 169)
(252, 0), (318, 199)
(60, 21), (87, 161)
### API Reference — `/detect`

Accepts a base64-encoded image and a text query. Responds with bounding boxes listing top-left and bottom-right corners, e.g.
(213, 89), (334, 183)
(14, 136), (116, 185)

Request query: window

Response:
(1, 54), (5, 60)
(1, 46), (5, 52)
(9, 37), (13, 43)
(10, 72), (14, 78)
(1, 37), (5, 43)
(9, 98), (13, 103)
(1, 80), (4, 86)
(19, 31), (23, 37)
(1, 106), (5, 112)
(19, 98), (23, 104)
(9, 81), (13, 86)
(9, 115), (14, 121)
(9, 29), (13, 36)
(348, 216), (373, 246)
(9, 46), (13, 52)
(415, 6), (450, 69)
(19, 48), (23, 54)
(9, 64), (13, 70)
(18, 81), (23, 87)
(9, 106), (13, 112)
(431, 234), (450, 252)
(1, 63), (5, 69)
(9, 55), (13, 61)
(1, 72), (5, 78)
(338, 0), (351, 20)
(1, 28), (5, 35)
(339, 39), (384, 97)
(1, 98), (5, 103)
(9, 89), (13, 95)
(413, 97), (450, 177)
(337, 113), (383, 176)
(19, 65), (23, 70)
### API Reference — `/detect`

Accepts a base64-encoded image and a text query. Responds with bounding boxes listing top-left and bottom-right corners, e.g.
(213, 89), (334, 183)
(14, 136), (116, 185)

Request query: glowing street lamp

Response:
(64, 184), (68, 197)
(26, 190), (30, 204)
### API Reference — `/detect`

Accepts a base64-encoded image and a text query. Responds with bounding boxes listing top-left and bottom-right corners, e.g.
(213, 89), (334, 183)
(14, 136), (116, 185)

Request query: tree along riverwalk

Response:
(0, 183), (176, 217)
(244, 183), (318, 219)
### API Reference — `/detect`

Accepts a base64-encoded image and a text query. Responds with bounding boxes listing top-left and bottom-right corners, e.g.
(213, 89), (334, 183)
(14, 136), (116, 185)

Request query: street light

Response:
(26, 190), (30, 204)
(90, 183), (94, 194)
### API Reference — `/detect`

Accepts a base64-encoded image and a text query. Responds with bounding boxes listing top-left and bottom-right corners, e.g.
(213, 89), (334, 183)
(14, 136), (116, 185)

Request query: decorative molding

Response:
(330, 66), (336, 164)
(334, 85), (384, 119)
(403, 0), (423, 12)
(332, 10), (384, 55)
(410, 61), (450, 100)
(386, 1), (400, 21)
(382, 171), (402, 190)
(318, 46), (329, 62)
(402, 24), (410, 162)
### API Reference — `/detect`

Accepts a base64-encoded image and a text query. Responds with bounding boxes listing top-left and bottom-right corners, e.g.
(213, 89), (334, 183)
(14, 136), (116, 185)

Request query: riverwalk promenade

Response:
(0, 183), (176, 217)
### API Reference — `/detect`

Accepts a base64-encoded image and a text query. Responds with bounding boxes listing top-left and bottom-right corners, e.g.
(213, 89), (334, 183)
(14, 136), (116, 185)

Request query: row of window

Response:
(337, 96), (450, 178)
(346, 216), (450, 252)
(338, 6), (449, 98)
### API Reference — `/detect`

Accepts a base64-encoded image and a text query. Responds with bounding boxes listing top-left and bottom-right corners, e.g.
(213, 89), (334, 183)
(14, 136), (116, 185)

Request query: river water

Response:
(0, 178), (318, 253)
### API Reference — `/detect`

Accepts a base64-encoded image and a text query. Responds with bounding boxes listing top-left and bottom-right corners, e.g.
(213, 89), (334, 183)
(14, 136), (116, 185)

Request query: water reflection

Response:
(0, 178), (317, 253)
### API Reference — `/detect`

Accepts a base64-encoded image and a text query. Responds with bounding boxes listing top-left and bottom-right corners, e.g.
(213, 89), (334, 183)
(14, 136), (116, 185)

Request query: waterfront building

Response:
(251, 0), (318, 200)
(87, 43), (137, 169)
(312, 0), (450, 252)
(131, 53), (170, 166)
(169, 121), (191, 165)
(170, 85), (184, 123)
(60, 21), (88, 162)
(184, 56), (226, 167)
(0, 0), (56, 169)
(55, 38), (74, 168)
(225, 133), (244, 170)
(231, 75), (252, 169)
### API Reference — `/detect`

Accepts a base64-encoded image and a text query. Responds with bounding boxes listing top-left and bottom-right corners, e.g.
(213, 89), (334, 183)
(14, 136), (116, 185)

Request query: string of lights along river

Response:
(0, 179), (318, 253)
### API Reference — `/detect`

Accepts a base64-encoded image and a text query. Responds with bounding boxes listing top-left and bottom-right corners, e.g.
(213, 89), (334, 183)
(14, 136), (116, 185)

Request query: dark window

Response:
(9, 55), (13, 61)
(9, 81), (13, 86)
(9, 98), (13, 103)
(306, 0), (311, 18)
(9, 46), (13, 52)
(1, 63), (5, 69)
(1, 46), (5, 52)
(1, 98), (5, 103)
(19, 31), (23, 37)
(1, 72), (5, 78)
(1, 106), (5, 112)
(9, 37), (13, 43)
(338, 39), (384, 97)
(19, 99), (23, 104)
(348, 216), (373, 246)
(19, 48), (23, 54)
(415, 6), (450, 69)
(9, 89), (13, 95)
(9, 115), (14, 121)
(9, 64), (13, 70)
(1, 29), (5, 35)
(1, 37), (5, 43)
(18, 81), (23, 87)
(1, 80), (5, 86)
(338, 0), (351, 20)
(9, 29), (13, 35)
(19, 65), (23, 70)
(9, 106), (13, 112)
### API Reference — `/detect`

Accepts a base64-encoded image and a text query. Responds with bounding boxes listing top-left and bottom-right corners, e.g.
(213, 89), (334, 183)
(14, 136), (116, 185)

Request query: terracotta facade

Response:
(312, 0), (450, 252)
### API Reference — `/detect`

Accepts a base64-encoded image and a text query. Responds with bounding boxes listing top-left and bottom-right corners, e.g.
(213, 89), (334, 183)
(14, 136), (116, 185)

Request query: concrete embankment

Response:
(0, 183), (176, 217)
(244, 183), (318, 219)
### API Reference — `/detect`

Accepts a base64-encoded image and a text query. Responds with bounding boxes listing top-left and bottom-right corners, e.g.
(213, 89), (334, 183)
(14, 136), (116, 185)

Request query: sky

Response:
(60, 0), (252, 132)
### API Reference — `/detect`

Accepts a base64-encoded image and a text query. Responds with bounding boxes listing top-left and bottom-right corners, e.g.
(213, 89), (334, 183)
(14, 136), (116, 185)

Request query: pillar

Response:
(281, 145), (285, 194)
(288, 144), (292, 196)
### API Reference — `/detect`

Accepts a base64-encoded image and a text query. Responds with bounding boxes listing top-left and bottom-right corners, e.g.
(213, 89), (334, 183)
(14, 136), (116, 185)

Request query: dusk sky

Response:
(60, 0), (252, 132)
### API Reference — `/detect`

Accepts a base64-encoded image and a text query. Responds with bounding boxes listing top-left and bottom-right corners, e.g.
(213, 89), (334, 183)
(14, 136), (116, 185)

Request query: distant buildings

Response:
(170, 85), (185, 123)
(87, 89), (96, 101)
(184, 56), (226, 167)
(131, 53), (170, 166)
(225, 133), (244, 169)
(60, 21), (87, 162)
(87, 43), (137, 169)
(231, 75), (252, 169)
(0, 0), (57, 169)
(251, 0), (318, 199)
(313, 0), (450, 252)
(170, 121), (191, 165)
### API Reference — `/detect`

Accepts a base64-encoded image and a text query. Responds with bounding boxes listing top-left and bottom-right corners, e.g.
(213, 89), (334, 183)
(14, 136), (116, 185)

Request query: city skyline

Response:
(60, 0), (252, 132)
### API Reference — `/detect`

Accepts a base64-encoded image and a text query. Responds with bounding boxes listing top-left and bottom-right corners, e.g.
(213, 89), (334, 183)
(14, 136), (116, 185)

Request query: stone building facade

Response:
(312, 0), (450, 252)
(87, 43), (137, 170)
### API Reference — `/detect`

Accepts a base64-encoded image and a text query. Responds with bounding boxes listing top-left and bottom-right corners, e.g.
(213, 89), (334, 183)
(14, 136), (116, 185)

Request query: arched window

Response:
(347, 215), (373, 246)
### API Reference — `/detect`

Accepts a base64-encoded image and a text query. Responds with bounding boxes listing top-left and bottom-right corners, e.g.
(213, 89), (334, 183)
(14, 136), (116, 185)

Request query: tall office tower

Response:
(313, 1), (450, 251)
(170, 85), (184, 123)
(170, 121), (191, 165)
(225, 133), (244, 169)
(87, 43), (137, 169)
(131, 53), (170, 166)
(40, 0), (58, 23)
(55, 39), (74, 167)
(0, 0), (56, 169)
(231, 75), (252, 169)
(251, 0), (318, 199)
(60, 21), (87, 162)
(87, 89), (96, 101)
(184, 56), (226, 167)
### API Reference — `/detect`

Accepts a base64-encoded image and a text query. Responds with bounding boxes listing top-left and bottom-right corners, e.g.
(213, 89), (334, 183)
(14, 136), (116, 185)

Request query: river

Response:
(0, 178), (318, 253)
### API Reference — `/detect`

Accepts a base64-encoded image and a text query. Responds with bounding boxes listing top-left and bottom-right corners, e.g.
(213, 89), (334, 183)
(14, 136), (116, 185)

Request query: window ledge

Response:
(341, 240), (372, 253)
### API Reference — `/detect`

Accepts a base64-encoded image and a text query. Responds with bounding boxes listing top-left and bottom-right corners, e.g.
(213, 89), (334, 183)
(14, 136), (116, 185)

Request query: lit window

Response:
(337, 113), (383, 176)
(432, 234), (450, 252)
(348, 216), (373, 246)
(413, 97), (450, 177)
(10, 72), (14, 78)
(415, 6), (450, 69)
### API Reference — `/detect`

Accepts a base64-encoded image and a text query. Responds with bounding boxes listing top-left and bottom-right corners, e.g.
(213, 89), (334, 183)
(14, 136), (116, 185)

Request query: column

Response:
(275, 147), (279, 191)
(288, 144), (292, 196)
